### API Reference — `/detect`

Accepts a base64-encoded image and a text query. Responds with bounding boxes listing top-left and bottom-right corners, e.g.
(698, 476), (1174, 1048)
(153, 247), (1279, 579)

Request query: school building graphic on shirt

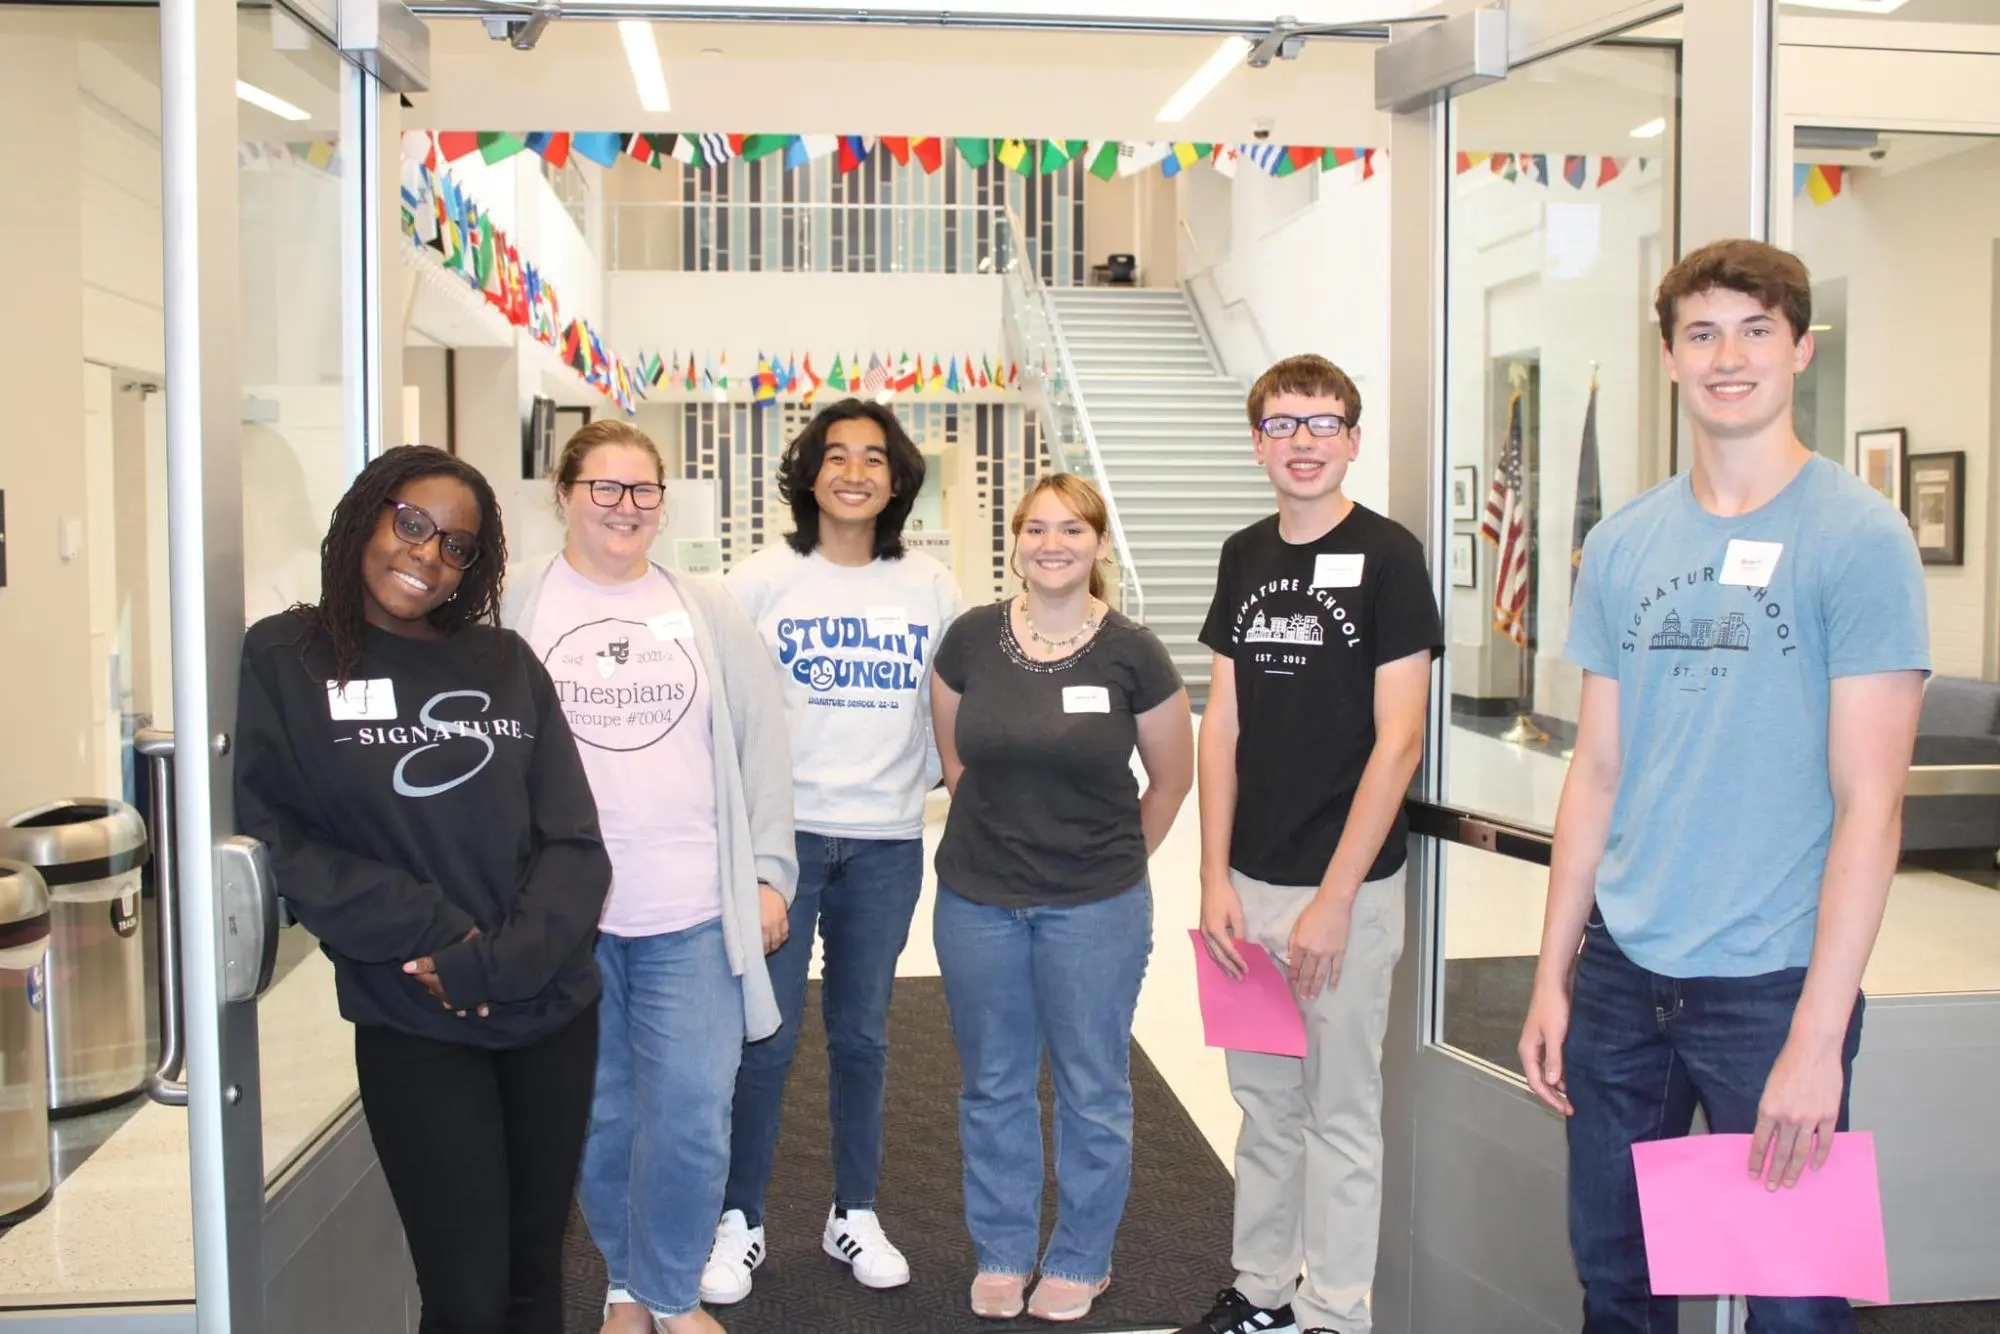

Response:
(1647, 609), (1750, 652)
(1243, 610), (1326, 647)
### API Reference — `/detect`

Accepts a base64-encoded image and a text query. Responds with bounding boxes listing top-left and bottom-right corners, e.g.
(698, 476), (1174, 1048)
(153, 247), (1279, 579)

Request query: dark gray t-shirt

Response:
(934, 601), (1183, 907)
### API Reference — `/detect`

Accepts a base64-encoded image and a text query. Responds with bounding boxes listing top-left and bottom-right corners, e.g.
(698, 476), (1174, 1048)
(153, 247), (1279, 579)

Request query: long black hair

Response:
(776, 398), (926, 560)
(295, 445), (507, 684)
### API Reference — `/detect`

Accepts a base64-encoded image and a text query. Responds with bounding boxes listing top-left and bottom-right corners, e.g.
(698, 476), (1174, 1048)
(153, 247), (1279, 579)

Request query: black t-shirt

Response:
(234, 612), (610, 1048)
(1198, 506), (1442, 887)
(934, 601), (1183, 907)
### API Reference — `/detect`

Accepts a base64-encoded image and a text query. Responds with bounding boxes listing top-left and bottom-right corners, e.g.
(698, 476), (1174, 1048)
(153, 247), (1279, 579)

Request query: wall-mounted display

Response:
(1450, 531), (1478, 588)
(1451, 465), (1478, 521)
(1854, 427), (1905, 510)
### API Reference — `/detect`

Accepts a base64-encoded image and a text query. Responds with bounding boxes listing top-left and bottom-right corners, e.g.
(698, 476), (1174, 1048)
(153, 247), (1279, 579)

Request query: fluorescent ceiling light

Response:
(1810, 323), (1834, 331)
(618, 20), (671, 114)
(1782, 0), (1908, 13)
(1156, 36), (1252, 124)
(236, 80), (309, 122)
(1631, 117), (1667, 139)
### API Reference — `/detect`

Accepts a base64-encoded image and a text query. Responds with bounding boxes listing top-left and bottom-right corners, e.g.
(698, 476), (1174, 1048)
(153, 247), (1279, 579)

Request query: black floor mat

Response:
(561, 976), (1236, 1333)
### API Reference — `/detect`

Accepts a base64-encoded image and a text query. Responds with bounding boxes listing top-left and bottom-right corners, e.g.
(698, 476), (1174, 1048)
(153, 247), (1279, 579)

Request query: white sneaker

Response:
(821, 1206), (911, 1290)
(699, 1209), (765, 1305)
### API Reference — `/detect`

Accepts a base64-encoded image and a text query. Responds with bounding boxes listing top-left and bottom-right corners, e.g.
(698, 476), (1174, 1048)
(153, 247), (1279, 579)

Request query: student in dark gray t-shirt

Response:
(930, 474), (1193, 1325)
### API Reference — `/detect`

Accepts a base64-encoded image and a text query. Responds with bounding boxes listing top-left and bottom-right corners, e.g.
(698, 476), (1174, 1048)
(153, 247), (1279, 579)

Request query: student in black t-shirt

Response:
(1177, 357), (1442, 1334)
(930, 473), (1193, 1326)
(234, 446), (611, 1334)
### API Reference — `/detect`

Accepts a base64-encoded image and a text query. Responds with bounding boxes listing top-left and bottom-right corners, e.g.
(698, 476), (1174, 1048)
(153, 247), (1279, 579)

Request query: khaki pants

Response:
(1227, 865), (1406, 1334)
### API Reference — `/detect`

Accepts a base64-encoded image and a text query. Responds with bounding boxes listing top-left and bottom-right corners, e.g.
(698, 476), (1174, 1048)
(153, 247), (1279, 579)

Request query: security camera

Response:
(1869, 147), (1888, 161)
(1252, 120), (1275, 141)
(482, 3), (556, 51)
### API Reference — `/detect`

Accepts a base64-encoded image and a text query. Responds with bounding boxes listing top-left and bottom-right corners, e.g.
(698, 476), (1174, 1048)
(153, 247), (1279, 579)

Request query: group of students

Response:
(233, 235), (1925, 1334)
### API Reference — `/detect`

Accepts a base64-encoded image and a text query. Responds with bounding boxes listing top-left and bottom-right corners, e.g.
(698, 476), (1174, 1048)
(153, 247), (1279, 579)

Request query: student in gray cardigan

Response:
(502, 419), (796, 1334)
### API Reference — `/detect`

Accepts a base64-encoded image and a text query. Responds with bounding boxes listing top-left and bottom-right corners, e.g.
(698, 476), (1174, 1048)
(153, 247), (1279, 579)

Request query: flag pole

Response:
(1500, 359), (1549, 747)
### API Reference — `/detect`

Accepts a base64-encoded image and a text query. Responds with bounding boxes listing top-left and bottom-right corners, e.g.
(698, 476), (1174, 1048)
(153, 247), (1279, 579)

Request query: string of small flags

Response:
(1455, 151), (1654, 188)
(1794, 163), (1846, 205)
(399, 132), (642, 414)
(629, 350), (1029, 406)
(432, 132), (1379, 182)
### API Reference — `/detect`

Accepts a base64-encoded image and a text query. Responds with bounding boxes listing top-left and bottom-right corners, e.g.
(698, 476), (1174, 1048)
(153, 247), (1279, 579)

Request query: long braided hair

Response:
(294, 445), (508, 685)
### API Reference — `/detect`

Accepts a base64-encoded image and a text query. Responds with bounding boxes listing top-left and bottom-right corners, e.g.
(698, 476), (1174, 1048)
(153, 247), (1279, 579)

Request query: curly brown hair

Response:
(296, 445), (507, 685)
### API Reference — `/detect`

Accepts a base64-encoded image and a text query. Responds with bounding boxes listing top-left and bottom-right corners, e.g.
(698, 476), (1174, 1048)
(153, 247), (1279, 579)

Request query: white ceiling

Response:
(409, 18), (1390, 144)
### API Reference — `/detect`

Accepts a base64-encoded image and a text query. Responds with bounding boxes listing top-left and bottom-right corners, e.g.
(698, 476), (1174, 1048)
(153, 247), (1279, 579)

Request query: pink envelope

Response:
(1187, 930), (1307, 1059)
(1633, 1132), (1889, 1304)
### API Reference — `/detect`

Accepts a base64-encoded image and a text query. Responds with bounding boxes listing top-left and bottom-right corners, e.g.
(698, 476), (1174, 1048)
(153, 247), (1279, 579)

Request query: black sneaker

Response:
(1177, 1287), (1300, 1334)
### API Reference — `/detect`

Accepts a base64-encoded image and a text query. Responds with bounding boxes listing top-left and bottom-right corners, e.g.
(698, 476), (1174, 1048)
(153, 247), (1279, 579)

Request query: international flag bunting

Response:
(911, 138), (944, 173)
(837, 136), (874, 173)
(862, 354), (888, 393)
(1564, 154), (1588, 189)
(628, 133), (661, 168)
(954, 138), (993, 168)
(880, 137), (912, 165)
(1085, 140), (1121, 181)
(740, 134), (790, 162)
(996, 139), (1030, 173)
(1800, 163), (1844, 205)
(1212, 144), (1239, 179)
(828, 355), (847, 393)
(788, 135), (839, 169)
(1481, 390), (1533, 647)
(800, 354), (823, 406)
(572, 133), (626, 168)
(524, 132), (570, 167)
(1599, 156), (1625, 187)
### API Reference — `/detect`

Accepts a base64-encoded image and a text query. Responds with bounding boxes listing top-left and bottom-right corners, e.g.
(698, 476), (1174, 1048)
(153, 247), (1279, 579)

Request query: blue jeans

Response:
(578, 920), (743, 1318)
(1565, 914), (1865, 1334)
(933, 880), (1153, 1284)
(724, 833), (924, 1227)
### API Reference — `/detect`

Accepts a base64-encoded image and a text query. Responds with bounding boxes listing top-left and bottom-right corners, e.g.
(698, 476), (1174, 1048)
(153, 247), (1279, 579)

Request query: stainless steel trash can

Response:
(0, 801), (150, 1114)
(0, 859), (53, 1223)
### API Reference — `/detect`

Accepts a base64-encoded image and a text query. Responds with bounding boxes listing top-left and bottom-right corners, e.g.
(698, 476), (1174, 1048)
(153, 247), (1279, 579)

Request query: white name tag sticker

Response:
(327, 678), (397, 721)
(1311, 553), (1365, 589)
(865, 605), (908, 637)
(1719, 539), (1784, 588)
(1062, 685), (1111, 714)
(647, 610), (695, 641)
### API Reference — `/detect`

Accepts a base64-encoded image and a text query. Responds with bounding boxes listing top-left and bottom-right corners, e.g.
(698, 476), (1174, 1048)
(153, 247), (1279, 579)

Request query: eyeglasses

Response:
(381, 501), (482, 570)
(575, 479), (665, 510)
(1259, 413), (1351, 439)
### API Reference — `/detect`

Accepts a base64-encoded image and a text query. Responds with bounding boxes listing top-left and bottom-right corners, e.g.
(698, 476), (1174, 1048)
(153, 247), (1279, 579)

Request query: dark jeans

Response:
(355, 1005), (599, 1334)
(1565, 915), (1864, 1334)
(724, 832), (924, 1227)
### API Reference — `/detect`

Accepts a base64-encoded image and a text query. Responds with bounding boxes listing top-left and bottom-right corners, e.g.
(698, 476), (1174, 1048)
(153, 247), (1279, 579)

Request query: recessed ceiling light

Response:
(1810, 323), (1834, 331)
(236, 80), (309, 122)
(1782, 0), (1909, 13)
(1631, 117), (1667, 139)
(1157, 36), (1252, 124)
(618, 20), (671, 114)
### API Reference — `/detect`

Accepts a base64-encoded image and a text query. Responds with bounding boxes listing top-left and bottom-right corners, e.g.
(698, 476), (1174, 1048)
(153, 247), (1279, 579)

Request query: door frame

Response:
(1376, 3), (1770, 1331)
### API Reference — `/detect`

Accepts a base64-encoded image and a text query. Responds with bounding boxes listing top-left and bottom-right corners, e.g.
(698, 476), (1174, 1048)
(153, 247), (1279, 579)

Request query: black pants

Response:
(355, 1005), (598, 1334)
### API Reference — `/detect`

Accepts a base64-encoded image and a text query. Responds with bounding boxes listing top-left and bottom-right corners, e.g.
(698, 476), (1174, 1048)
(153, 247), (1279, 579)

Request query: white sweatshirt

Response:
(727, 544), (964, 840)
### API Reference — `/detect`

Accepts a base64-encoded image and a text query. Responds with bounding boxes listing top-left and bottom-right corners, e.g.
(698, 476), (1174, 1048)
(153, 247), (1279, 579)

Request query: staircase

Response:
(1047, 287), (1269, 708)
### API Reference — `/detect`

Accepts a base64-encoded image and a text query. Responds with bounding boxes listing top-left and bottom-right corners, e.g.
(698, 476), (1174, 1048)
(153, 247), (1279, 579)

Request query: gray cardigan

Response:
(503, 554), (798, 1041)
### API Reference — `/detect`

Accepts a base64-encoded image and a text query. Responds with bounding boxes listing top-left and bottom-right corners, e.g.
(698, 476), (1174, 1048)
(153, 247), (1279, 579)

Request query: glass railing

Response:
(608, 199), (1018, 274)
(998, 207), (1144, 621)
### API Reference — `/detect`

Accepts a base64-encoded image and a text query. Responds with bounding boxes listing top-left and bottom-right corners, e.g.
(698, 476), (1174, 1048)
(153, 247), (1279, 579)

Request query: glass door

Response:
(0, 2), (374, 1328)
(1373, 4), (1708, 1331)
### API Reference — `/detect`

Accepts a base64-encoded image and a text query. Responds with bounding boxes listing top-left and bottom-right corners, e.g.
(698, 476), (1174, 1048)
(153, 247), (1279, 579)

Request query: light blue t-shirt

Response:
(1565, 455), (1929, 979)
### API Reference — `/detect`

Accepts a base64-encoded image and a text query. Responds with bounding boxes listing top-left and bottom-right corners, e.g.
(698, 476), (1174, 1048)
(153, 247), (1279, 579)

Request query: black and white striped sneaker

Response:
(1176, 1287), (1300, 1334)
(699, 1209), (765, 1305)
(821, 1206), (911, 1289)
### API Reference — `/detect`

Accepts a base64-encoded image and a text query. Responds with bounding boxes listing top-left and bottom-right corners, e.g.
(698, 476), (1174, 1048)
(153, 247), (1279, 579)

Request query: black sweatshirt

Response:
(234, 611), (611, 1048)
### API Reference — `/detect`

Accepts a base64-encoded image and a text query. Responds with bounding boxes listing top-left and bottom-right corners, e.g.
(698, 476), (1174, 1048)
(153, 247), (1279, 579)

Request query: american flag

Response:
(1480, 390), (1532, 646)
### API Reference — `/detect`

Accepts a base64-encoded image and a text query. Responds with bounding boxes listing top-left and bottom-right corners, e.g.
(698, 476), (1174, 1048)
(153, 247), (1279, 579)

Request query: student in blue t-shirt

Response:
(1518, 238), (1929, 1333)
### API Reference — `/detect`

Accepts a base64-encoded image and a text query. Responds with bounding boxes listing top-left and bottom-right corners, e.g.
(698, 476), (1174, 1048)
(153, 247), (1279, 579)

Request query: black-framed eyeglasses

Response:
(381, 501), (482, 570)
(1259, 413), (1351, 439)
(575, 479), (665, 510)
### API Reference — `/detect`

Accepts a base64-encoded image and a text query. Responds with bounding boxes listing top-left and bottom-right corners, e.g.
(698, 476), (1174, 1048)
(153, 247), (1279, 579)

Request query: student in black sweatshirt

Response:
(234, 445), (611, 1334)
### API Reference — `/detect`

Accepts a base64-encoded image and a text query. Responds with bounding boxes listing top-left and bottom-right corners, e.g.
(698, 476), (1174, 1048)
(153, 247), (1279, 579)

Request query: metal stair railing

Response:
(997, 207), (1146, 623)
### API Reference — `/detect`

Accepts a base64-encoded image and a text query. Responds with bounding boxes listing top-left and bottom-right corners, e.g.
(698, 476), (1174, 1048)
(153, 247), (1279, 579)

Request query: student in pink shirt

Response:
(502, 421), (796, 1334)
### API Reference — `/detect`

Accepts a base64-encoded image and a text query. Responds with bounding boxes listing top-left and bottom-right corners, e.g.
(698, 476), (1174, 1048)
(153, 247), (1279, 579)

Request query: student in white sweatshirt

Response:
(704, 398), (963, 1304)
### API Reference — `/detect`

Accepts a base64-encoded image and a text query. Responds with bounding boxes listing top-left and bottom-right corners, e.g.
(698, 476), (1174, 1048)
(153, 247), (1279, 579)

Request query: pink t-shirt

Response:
(526, 556), (722, 937)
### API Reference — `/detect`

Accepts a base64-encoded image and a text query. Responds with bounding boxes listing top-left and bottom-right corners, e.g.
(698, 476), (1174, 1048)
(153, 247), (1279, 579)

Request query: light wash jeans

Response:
(577, 919), (743, 1318)
(933, 879), (1152, 1284)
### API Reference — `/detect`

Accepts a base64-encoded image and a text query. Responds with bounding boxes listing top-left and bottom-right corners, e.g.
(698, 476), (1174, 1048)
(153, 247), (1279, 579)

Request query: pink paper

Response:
(1187, 929), (1307, 1059)
(1633, 1132), (1889, 1304)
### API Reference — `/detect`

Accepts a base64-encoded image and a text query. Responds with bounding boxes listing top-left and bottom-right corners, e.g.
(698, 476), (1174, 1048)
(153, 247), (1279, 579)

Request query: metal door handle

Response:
(136, 728), (187, 1107)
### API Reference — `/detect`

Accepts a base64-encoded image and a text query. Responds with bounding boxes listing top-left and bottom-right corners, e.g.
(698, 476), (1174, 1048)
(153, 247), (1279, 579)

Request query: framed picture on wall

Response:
(1853, 428), (1906, 509)
(1905, 450), (1966, 566)
(1451, 465), (1479, 521)
(1450, 532), (1478, 588)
